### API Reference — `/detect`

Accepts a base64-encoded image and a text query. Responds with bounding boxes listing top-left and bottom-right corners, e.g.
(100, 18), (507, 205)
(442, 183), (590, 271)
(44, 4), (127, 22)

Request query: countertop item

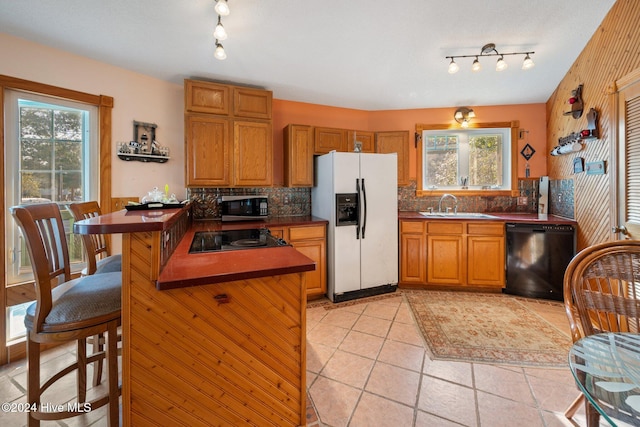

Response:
(74, 207), (318, 290)
(398, 211), (577, 224)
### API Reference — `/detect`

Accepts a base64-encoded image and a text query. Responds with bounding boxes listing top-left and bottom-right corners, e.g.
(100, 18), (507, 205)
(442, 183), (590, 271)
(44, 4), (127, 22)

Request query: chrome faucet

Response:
(438, 193), (458, 213)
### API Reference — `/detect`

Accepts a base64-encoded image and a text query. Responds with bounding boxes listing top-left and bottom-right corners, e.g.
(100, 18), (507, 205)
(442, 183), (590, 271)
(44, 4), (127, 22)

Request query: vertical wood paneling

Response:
(547, 0), (640, 250)
(122, 222), (305, 427)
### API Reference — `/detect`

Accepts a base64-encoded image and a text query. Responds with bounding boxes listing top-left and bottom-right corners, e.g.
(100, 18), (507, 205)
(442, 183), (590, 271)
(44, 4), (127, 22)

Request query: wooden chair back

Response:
(564, 240), (640, 343)
(10, 202), (72, 333)
(69, 201), (109, 275)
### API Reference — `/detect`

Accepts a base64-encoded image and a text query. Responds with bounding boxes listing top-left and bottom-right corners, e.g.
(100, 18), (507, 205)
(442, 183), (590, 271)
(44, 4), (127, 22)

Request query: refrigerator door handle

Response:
(355, 178), (361, 239)
(361, 178), (367, 239)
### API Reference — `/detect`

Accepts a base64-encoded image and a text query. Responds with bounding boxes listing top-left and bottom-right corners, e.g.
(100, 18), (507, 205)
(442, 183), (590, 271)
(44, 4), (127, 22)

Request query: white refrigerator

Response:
(312, 152), (398, 302)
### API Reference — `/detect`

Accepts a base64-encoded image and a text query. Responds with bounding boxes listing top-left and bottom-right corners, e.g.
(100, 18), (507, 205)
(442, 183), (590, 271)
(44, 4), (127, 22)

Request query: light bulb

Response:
(214, 20), (227, 40)
(214, 42), (227, 60)
(461, 120), (469, 128)
(448, 59), (459, 74)
(471, 58), (481, 72)
(522, 54), (535, 70)
(496, 56), (508, 71)
(215, 0), (230, 16)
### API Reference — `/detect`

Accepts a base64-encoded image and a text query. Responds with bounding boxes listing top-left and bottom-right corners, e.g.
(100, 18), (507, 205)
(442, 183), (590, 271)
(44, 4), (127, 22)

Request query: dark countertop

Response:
(157, 216), (326, 290)
(75, 209), (320, 290)
(398, 211), (577, 225)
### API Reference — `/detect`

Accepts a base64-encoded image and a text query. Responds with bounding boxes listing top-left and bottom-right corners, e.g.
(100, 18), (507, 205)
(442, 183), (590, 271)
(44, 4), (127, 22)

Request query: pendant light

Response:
(522, 54), (535, 70)
(471, 57), (481, 72)
(495, 55), (508, 71)
(448, 58), (460, 74)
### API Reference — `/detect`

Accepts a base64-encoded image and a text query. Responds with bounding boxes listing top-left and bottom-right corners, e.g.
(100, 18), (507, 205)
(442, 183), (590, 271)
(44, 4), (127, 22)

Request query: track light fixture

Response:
(213, 0), (230, 60)
(445, 43), (535, 74)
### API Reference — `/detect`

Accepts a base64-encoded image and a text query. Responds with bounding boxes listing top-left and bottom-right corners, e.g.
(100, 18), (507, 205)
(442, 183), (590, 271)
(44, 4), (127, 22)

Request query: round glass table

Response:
(569, 332), (640, 426)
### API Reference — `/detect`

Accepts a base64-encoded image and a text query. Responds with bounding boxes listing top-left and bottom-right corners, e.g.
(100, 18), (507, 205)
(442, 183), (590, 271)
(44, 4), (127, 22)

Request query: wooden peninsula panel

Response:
(76, 207), (310, 426)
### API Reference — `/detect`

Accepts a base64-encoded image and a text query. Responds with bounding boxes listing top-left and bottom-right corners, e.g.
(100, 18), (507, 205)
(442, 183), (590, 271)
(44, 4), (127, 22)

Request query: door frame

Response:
(0, 75), (113, 365)
(610, 68), (640, 240)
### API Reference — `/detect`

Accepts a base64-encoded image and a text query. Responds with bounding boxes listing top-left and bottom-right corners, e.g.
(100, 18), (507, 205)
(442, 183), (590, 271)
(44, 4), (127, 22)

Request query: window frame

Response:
(416, 121), (519, 197)
(0, 74), (113, 363)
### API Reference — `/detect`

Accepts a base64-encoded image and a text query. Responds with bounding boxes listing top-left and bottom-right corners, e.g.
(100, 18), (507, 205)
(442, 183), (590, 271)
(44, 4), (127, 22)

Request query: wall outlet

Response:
(517, 196), (528, 206)
(283, 195), (290, 205)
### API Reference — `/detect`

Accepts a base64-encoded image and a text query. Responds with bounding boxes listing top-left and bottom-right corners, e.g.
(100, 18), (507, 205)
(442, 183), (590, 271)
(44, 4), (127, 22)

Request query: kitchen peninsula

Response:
(74, 205), (315, 427)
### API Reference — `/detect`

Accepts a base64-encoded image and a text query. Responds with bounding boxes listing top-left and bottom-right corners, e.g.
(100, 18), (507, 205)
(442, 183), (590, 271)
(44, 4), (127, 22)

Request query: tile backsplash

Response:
(187, 178), (574, 220)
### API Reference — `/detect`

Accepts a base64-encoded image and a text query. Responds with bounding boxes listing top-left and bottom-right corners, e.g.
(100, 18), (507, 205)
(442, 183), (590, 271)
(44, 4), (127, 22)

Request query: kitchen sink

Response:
(419, 212), (499, 219)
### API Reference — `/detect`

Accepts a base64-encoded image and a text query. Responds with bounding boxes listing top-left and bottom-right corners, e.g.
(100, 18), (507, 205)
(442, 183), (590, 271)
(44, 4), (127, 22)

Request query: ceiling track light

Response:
(214, 15), (227, 41)
(445, 43), (535, 74)
(215, 0), (230, 16)
(213, 1), (230, 60)
(214, 40), (227, 60)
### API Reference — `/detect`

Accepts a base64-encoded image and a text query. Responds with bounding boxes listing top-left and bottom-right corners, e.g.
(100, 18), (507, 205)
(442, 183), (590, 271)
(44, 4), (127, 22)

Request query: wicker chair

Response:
(11, 203), (121, 427)
(563, 240), (640, 426)
(68, 201), (121, 276)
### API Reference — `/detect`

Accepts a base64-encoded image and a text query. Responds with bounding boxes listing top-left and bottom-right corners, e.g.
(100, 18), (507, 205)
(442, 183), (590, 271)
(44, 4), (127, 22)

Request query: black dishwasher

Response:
(504, 222), (576, 301)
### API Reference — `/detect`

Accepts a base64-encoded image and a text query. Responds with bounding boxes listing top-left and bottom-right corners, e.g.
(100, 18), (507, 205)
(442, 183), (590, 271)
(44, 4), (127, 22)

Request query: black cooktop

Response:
(189, 229), (287, 254)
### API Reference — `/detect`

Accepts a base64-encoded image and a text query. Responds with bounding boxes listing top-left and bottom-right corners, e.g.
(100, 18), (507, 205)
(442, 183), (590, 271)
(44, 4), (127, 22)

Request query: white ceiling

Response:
(0, 0), (616, 110)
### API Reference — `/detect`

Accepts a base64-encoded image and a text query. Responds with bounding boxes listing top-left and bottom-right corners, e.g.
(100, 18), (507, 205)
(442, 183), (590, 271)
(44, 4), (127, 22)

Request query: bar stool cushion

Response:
(24, 271), (121, 332)
(95, 254), (122, 274)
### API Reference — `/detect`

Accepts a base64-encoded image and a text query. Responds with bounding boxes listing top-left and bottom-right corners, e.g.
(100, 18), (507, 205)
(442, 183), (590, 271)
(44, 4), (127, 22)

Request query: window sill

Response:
(416, 189), (518, 197)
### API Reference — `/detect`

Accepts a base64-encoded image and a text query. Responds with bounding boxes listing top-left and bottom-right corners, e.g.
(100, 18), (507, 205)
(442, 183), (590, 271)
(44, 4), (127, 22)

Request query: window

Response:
(416, 121), (518, 196)
(4, 90), (98, 342)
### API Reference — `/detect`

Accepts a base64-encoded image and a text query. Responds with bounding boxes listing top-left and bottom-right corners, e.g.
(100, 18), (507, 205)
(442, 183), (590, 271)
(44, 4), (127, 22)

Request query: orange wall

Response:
(273, 100), (547, 185)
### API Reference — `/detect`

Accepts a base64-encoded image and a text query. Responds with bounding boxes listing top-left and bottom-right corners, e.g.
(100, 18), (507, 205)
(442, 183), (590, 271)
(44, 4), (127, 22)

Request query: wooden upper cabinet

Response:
(233, 87), (272, 119)
(376, 131), (410, 186)
(348, 130), (375, 153)
(185, 80), (230, 115)
(284, 124), (314, 187)
(233, 120), (273, 187)
(314, 127), (348, 154)
(185, 114), (231, 187)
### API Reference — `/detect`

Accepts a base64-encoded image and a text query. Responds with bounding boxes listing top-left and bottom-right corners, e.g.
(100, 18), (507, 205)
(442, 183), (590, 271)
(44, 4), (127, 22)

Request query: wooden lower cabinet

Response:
(399, 221), (426, 284)
(269, 224), (327, 299)
(399, 219), (505, 289)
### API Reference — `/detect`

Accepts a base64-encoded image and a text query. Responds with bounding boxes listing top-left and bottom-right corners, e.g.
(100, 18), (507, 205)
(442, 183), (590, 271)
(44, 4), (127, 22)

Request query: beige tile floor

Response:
(305, 292), (628, 427)
(0, 291), (629, 427)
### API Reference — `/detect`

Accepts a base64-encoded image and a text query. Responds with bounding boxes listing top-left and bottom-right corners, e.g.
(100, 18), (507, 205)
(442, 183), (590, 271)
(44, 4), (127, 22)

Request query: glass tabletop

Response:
(569, 332), (640, 426)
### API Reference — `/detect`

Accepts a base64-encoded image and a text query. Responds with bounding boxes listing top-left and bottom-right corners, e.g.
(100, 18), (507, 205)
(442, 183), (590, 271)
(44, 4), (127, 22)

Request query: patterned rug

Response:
(405, 290), (572, 367)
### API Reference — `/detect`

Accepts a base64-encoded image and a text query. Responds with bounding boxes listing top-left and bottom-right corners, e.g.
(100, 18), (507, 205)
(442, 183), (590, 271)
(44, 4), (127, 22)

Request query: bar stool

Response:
(68, 201), (121, 275)
(69, 200), (122, 387)
(11, 203), (121, 427)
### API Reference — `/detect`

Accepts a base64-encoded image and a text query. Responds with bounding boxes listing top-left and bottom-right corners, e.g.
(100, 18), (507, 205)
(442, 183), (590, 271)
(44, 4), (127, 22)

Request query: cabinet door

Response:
(185, 114), (231, 187)
(289, 225), (327, 299)
(349, 130), (375, 153)
(467, 235), (505, 287)
(376, 131), (410, 186)
(233, 121), (273, 187)
(292, 240), (326, 298)
(284, 125), (314, 187)
(400, 232), (427, 284)
(185, 80), (230, 115)
(233, 87), (272, 119)
(314, 127), (347, 154)
(427, 234), (464, 285)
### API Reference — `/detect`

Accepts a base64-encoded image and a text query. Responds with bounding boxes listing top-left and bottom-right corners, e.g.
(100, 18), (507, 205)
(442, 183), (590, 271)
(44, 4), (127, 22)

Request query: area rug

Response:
(405, 290), (572, 367)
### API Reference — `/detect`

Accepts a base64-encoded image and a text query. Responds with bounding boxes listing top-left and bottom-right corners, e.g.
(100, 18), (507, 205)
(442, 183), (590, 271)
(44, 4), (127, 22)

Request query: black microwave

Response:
(220, 195), (268, 221)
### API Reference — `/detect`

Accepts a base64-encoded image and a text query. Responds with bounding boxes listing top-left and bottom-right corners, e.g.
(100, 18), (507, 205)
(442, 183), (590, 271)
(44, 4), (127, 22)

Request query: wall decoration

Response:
(573, 157), (584, 174)
(586, 160), (606, 175)
(563, 84), (584, 119)
(117, 120), (170, 163)
(520, 132), (535, 178)
(580, 108), (599, 139)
